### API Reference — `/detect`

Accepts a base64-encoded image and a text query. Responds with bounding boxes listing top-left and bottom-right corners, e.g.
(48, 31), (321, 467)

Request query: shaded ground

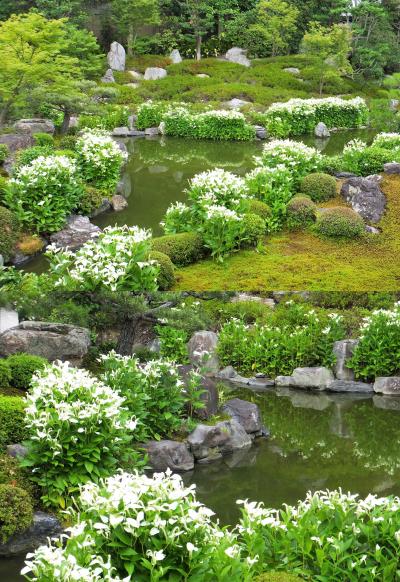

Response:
(175, 175), (400, 291)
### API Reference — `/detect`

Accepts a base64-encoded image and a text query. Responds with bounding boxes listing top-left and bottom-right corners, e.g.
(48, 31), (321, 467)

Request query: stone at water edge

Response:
(112, 127), (130, 137)
(111, 195), (128, 212)
(144, 67), (168, 80)
(254, 126), (268, 140)
(374, 377), (400, 395)
(222, 398), (265, 436)
(187, 419), (252, 462)
(333, 339), (359, 381)
(275, 367), (335, 390)
(341, 177), (386, 224)
(107, 41), (126, 71)
(384, 162), (400, 174)
(101, 68), (115, 83)
(49, 215), (101, 251)
(144, 440), (194, 472)
(0, 512), (62, 558)
(315, 122), (331, 138)
(188, 331), (219, 373)
(327, 380), (373, 393)
(145, 127), (160, 136)
(225, 47), (251, 67)
(170, 49), (182, 64)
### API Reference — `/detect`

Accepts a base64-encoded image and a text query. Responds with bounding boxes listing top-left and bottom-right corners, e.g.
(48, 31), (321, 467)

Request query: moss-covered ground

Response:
(174, 175), (400, 291)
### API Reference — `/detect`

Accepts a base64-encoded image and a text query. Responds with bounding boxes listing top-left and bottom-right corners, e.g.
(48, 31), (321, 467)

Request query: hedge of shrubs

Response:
(315, 207), (365, 239)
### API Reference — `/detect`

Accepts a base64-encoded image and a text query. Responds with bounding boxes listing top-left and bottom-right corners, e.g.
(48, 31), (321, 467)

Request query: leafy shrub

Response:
(23, 471), (251, 581)
(0, 176), (8, 199)
(239, 489), (400, 582)
(315, 207), (365, 239)
(59, 135), (78, 150)
(75, 129), (127, 193)
(164, 108), (256, 141)
(0, 360), (11, 388)
(136, 101), (172, 129)
(77, 185), (105, 215)
(78, 106), (129, 131)
(0, 454), (38, 499)
(15, 146), (54, 168)
(47, 226), (159, 293)
(372, 132), (400, 149)
(348, 302), (400, 380)
(4, 156), (83, 234)
(242, 213), (266, 246)
(148, 250), (175, 290)
(151, 232), (205, 266)
(0, 144), (8, 165)
(22, 362), (137, 507)
(156, 325), (189, 363)
(7, 353), (47, 391)
(256, 574), (302, 582)
(199, 205), (245, 261)
(0, 206), (19, 259)
(286, 195), (317, 229)
(258, 139), (322, 184)
(340, 139), (393, 176)
(300, 172), (337, 202)
(33, 133), (55, 148)
(0, 484), (33, 543)
(217, 308), (345, 377)
(247, 199), (272, 221)
(0, 396), (27, 450)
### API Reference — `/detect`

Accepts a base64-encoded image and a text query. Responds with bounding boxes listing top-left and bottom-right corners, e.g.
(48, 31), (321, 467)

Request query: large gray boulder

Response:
(333, 339), (359, 381)
(315, 122), (330, 138)
(275, 367), (334, 390)
(384, 162), (400, 175)
(327, 380), (373, 393)
(49, 215), (101, 251)
(178, 365), (219, 419)
(341, 177), (386, 223)
(0, 322), (91, 366)
(374, 377), (400, 396)
(188, 331), (219, 373)
(0, 512), (62, 557)
(144, 440), (194, 472)
(187, 420), (251, 462)
(144, 67), (168, 80)
(107, 41), (126, 71)
(14, 118), (55, 135)
(284, 67), (300, 75)
(221, 398), (264, 436)
(170, 49), (182, 64)
(0, 133), (35, 155)
(225, 47), (251, 67)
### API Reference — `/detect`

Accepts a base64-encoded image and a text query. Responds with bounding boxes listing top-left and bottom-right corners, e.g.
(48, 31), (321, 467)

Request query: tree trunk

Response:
(0, 101), (11, 128)
(116, 314), (140, 356)
(127, 25), (134, 57)
(60, 111), (71, 135)
(196, 35), (202, 61)
(217, 15), (223, 38)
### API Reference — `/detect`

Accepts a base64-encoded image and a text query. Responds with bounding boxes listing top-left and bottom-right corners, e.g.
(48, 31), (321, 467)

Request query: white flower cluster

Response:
(359, 302), (400, 338)
(48, 225), (157, 292)
(24, 361), (136, 455)
(267, 96), (367, 117)
(206, 204), (241, 221)
(343, 138), (368, 155)
(197, 109), (246, 121)
(372, 132), (400, 149)
(11, 155), (79, 189)
(76, 129), (128, 168)
(188, 168), (248, 212)
(261, 139), (321, 163)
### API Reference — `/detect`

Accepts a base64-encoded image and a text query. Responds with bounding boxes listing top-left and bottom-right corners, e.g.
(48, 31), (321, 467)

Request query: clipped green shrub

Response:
(33, 133), (55, 148)
(300, 172), (337, 202)
(15, 146), (53, 168)
(78, 186), (105, 215)
(247, 199), (272, 221)
(242, 213), (266, 246)
(148, 250), (176, 290)
(7, 354), (48, 391)
(59, 135), (78, 150)
(0, 361), (11, 388)
(316, 207), (365, 239)
(0, 144), (8, 165)
(286, 195), (317, 229)
(0, 206), (19, 259)
(0, 454), (39, 500)
(151, 232), (205, 266)
(0, 484), (34, 543)
(0, 396), (27, 449)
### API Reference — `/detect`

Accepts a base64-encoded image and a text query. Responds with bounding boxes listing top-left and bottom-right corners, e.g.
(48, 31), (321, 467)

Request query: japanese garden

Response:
(0, 1), (400, 580)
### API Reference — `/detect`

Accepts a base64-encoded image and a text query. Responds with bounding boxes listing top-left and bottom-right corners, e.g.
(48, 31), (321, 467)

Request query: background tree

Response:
(111, 0), (160, 56)
(0, 13), (83, 126)
(301, 23), (352, 95)
(247, 0), (299, 57)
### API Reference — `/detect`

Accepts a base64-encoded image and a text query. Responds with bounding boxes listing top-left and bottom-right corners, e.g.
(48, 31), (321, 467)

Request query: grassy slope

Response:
(174, 175), (400, 291)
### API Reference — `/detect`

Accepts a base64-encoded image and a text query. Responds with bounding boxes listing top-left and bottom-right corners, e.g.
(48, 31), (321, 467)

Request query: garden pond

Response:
(24, 128), (376, 274)
(2, 383), (400, 580)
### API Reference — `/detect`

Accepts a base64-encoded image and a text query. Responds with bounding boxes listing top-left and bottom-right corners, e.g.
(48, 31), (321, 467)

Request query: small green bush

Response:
(59, 135), (78, 150)
(78, 106), (129, 131)
(15, 146), (53, 168)
(0, 206), (19, 259)
(0, 484), (34, 543)
(0, 454), (38, 500)
(0, 176), (8, 198)
(151, 232), (205, 266)
(148, 251), (176, 290)
(7, 354), (48, 391)
(300, 172), (337, 202)
(242, 213), (266, 246)
(0, 396), (27, 450)
(0, 361), (11, 388)
(33, 133), (55, 148)
(247, 199), (272, 221)
(0, 144), (8, 165)
(316, 207), (365, 239)
(286, 195), (317, 229)
(78, 186), (105, 215)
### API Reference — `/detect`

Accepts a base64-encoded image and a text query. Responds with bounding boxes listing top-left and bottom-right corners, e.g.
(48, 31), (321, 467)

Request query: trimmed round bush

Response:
(286, 195), (317, 229)
(316, 207), (365, 239)
(33, 133), (55, 148)
(78, 186), (105, 215)
(59, 135), (78, 150)
(7, 354), (48, 391)
(242, 213), (266, 246)
(0, 206), (19, 258)
(0, 484), (34, 543)
(0, 396), (27, 449)
(247, 199), (272, 221)
(0, 361), (11, 388)
(300, 172), (337, 202)
(148, 251), (176, 290)
(151, 232), (205, 266)
(0, 454), (39, 500)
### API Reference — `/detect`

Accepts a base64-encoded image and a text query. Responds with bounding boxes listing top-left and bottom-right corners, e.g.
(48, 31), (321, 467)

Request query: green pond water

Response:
(22, 128), (376, 274)
(3, 385), (400, 580)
